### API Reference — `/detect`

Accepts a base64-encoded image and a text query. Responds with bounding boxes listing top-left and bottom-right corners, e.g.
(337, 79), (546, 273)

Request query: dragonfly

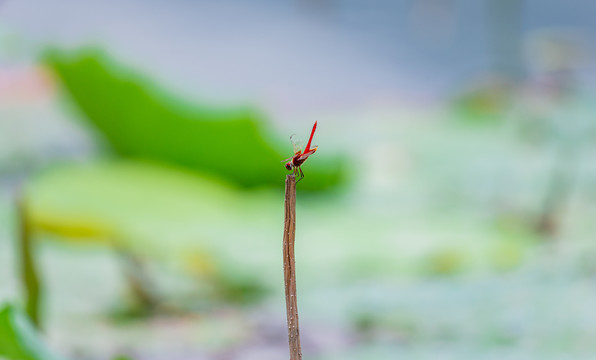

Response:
(283, 121), (318, 182)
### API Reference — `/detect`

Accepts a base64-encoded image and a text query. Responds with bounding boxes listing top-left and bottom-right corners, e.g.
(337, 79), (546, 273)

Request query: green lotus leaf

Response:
(43, 47), (347, 192)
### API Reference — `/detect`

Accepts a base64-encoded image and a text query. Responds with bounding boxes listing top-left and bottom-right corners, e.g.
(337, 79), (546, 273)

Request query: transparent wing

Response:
(290, 134), (303, 154)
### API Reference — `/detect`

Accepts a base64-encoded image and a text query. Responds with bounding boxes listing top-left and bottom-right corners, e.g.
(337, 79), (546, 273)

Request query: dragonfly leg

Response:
(297, 166), (305, 182)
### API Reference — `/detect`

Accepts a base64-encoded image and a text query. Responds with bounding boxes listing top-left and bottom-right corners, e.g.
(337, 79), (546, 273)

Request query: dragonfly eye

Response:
(285, 162), (293, 171)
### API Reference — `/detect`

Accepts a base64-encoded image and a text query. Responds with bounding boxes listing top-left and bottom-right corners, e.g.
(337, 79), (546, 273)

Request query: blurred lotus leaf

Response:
(423, 248), (467, 276)
(451, 77), (512, 126)
(43, 47), (347, 192)
(23, 161), (287, 318)
(0, 304), (66, 360)
(26, 161), (283, 279)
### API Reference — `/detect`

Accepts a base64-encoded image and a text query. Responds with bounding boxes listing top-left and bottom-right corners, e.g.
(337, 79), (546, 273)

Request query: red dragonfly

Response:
(283, 121), (318, 181)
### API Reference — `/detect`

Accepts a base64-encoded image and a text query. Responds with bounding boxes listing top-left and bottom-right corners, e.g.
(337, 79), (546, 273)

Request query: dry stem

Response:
(283, 174), (302, 360)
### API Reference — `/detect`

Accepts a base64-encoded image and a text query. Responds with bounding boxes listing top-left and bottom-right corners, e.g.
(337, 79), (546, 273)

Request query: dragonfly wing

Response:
(298, 147), (317, 161)
(290, 134), (303, 154)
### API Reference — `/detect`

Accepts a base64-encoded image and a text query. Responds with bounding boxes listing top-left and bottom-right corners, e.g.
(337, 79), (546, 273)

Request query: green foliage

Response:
(423, 248), (466, 276)
(16, 200), (43, 331)
(209, 271), (269, 305)
(43, 47), (347, 192)
(0, 305), (66, 360)
(451, 78), (512, 126)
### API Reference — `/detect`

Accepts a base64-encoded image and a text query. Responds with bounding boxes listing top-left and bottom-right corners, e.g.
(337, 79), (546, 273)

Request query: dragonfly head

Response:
(285, 162), (293, 171)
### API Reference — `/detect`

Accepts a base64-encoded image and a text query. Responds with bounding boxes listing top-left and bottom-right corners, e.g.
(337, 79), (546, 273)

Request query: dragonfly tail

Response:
(304, 121), (317, 153)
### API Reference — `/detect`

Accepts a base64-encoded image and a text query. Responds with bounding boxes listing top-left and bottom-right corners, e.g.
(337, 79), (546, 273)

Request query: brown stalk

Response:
(283, 174), (302, 360)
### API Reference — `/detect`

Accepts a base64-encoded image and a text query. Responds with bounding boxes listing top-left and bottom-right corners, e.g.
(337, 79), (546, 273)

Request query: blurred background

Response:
(2, 0), (596, 359)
